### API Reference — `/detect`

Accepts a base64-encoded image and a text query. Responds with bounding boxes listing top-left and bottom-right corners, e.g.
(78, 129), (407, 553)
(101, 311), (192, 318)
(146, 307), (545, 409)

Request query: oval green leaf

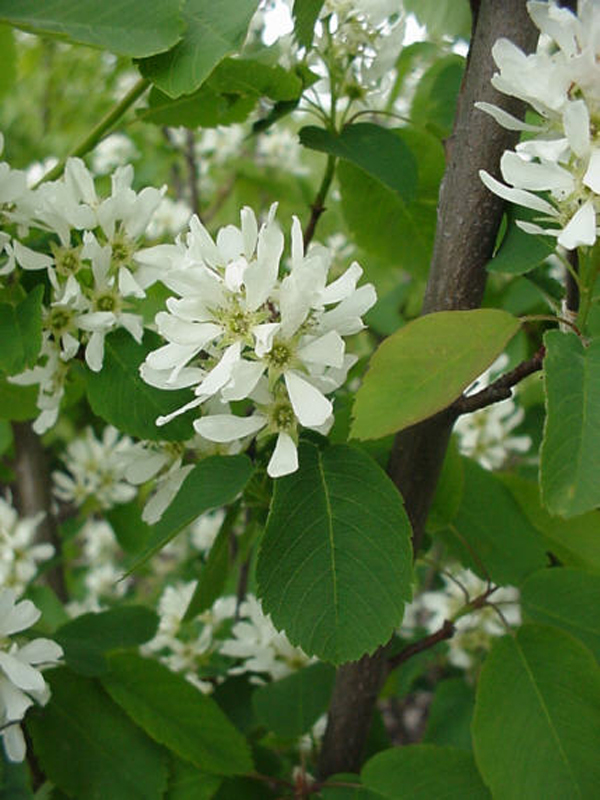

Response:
(361, 745), (490, 799)
(352, 309), (521, 441)
(521, 568), (600, 660)
(473, 624), (600, 799)
(541, 331), (600, 517)
(256, 443), (413, 664)
(102, 653), (253, 776)
(0, 285), (43, 375)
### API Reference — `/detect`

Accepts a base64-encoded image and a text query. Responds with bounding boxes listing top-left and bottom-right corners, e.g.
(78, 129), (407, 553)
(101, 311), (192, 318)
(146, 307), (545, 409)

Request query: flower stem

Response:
(36, 77), (150, 185)
(303, 154), (337, 248)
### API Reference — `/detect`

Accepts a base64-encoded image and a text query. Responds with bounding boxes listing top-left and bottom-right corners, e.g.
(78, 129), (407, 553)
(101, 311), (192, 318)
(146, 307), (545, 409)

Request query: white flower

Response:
(0, 589), (63, 762)
(0, 497), (53, 595)
(91, 133), (139, 176)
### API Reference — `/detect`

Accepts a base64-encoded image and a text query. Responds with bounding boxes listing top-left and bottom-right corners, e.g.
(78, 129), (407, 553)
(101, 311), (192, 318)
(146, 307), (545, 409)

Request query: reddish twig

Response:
(387, 619), (456, 673)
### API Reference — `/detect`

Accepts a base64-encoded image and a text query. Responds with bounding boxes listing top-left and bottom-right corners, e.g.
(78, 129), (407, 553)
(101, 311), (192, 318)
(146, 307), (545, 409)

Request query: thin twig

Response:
(387, 620), (456, 673)
(454, 346), (545, 415)
(303, 155), (336, 249)
(184, 128), (201, 219)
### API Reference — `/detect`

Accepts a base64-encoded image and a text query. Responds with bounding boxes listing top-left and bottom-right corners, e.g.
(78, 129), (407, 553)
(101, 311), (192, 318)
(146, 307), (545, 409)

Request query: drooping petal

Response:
(12, 241), (53, 271)
(84, 330), (106, 372)
(194, 342), (242, 398)
(194, 413), (266, 442)
(284, 371), (332, 427)
(319, 262), (363, 305)
(2, 722), (26, 763)
(297, 331), (345, 368)
(319, 284), (377, 335)
(0, 652), (45, 693)
(221, 359), (266, 402)
(16, 638), (63, 665)
(558, 200), (597, 249)
(156, 313), (222, 347)
(267, 432), (298, 478)
(479, 170), (558, 214)
(474, 101), (542, 132)
(583, 148), (600, 194)
(500, 151), (574, 195)
(156, 395), (203, 426)
(0, 594), (40, 636)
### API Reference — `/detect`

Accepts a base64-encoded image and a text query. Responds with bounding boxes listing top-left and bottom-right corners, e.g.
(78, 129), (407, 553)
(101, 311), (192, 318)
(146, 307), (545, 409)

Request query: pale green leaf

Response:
(256, 443), (413, 664)
(28, 669), (168, 800)
(361, 745), (490, 799)
(0, 24), (16, 100)
(141, 84), (256, 127)
(473, 625), (600, 799)
(541, 331), (600, 517)
(103, 653), (253, 775)
(351, 310), (521, 440)
(0, 0), (183, 57)
(521, 568), (600, 660)
(139, 0), (259, 98)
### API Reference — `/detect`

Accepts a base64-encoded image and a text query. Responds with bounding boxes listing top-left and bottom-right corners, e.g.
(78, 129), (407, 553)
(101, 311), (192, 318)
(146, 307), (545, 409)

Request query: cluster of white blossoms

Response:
(454, 355), (532, 470)
(0, 590), (62, 762)
(0, 497), (54, 595)
(478, 0), (600, 250)
(403, 567), (520, 670)
(1, 149), (168, 433)
(141, 205), (376, 477)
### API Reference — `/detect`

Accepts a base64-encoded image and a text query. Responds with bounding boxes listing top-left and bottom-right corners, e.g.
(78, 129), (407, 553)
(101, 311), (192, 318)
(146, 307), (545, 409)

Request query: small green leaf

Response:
(28, 669), (168, 800)
(103, 653), (253, 776)
(129, 455), (253, 572)
(257, 443), (413, 664)
(55, 606), (159, 676)
(422, 678), (474, 751)
(352, 310), (521, 440)
(541, 331), (600, 517)
(139, 0), (259, 98)
(0, 378), (38, 421)
(209, 58), (302, 100)
(166, 756), (222, 800)
(292, 0), (324, 49)
(85, 329), (197, 441)
(300, 124), (417, 203)
(0, 285), (44, 375)
(253, 662), (335, 739)
(487, 208), (556, 275)
(0, 0), (184, 57)
(521, 568), (600, 660)
(473, 625), (600, 799)
(439, 459), (547, 586)
(141, 84), (256, 127)
(362, 745), (490, 799)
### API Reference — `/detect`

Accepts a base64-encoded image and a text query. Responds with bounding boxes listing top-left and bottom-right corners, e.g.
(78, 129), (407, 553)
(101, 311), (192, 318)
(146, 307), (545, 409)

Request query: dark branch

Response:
(303, 155), (336, 249)
(454, 346), (545, 415)
(387, 620), (456, 673)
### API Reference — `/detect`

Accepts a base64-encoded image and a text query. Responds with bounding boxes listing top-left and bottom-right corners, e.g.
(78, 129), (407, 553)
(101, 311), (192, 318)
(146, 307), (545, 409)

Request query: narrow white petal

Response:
(558, 201), (597, 249)
(118, 267), (145, 299)
(2, 722), (26, 763)
(500, 151), (574, 195)
(479, 170), (558, 215)
(85, 331), (106, 372)
(319, 262), (363, 305)
(244, 220), (284, 311)
(563, 99), (590, 158)
(146, 341), (200, 371)
(156, 313), (221, 347)
(267, 432), (298, 478)
(188, 214), (223, 268)
(156, 396), (203, 426)
(284, 371), (332, 427)
(515, 220), (559, 237)
(142, 464), (194, 524)
(2, 597), (40, 636)
(0, 652), (45, 692)
(474, 102), (542, 132)
(241, 206), (258, 259)
(253, 322), (280, 357)
(195, 342), (241, 398)
(194, 414), (266, 442)
(17, 638), (63, 665)
(13, 241), (52, 271)
(583, 149), (600, 194)
(216, 225), (244, 262)
(125, 452), (168, 484)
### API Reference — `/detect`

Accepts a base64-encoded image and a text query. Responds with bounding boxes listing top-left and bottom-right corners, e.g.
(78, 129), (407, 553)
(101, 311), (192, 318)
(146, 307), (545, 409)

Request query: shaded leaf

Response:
(410, 55), (464, 139)
(0, 378), (38, 421)
(0, 285), (44, 375)
(292, 0), (324, 49)
(0, 24), (16, 100)
(473, 625), (600, 799)
(541, 331), (600, 517)
(257, 443), (413, 664)
(487, 208), (556, 275)
(0, 0), (183, 57)
(166, 756), (222, 800)
(141, 84), (256, 128)
(352, 310), (520, 440)
(103, 653), (253, 776)
(422, 678), (474, 751)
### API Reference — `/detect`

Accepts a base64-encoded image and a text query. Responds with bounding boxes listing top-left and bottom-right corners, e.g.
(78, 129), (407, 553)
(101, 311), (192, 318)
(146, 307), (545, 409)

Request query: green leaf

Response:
(209, 58), (303, 100)
(139, 0), (259, 98)
(102, 653), (253, 776)
(410, 55), (465, 139)
(0, 24), (16, 100)
(28, 669), (168, 800)
(0, 754), (33, 800)
(439, 459), (547, 586)
(422, 678), (475, 751)
(320, 775), (383, 799)
(0, 285), (43, 375)
(0, 0), (183, 57)
(256, 443), (413, 664)
(501, 474), (600, 572)
(541, 331), (600, 517)
(55, 606), (159, 676)
(427, 437), (464, 531)
(141, 84), (256, 127)
(166, 756), (222, 800)
(85, 328), (197, 441)
(292, 0), (324, 48)
(300, 124), (417, 203)
(404, 0), (471, 39)
(0, 378), (38, 421)
(338, 127), (443, 275)
(487, 208), (556, 275)
(472, 625), (600, 799)
(351, 310), (521, 440)
(129, 455), (253, 571)
(361, 745), (490, 799)
(106, 501), (152, 554)
(252, 662), (335, 739)
(183, 511), (231, 620)
(521, 568), (600, 660)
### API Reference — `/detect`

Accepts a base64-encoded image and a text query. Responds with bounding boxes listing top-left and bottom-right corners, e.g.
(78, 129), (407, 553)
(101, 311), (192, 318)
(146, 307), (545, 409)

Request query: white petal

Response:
(244, 219), (284, 312)
(298, 331), (345, 368)
(474, 102), (542, 132)
(145, 341), (200, 371)
(118, 267), (145, 299)
(479, 170), (558, 215)
(320, 262), (363, 305)
(284, 371), (332, 427)
(12, 241), (52, 271)
(221, 360), (266, 402)
(500, 151), (574, 195)
(17, 638), (63, 665)
(319, 284), (377, 335)
(188, 214), (223, 268)
(515, 220), (559, 237)
(252, 322), (280, 357)
(194, 414), (266, 442)
(2, 722), (26, 762)
(558, 201), (597, 249)
(156, 396), (203, 426)
(195, 342), (241, 398)
(156, 313), (221, 347)
(125, 452), (168, 483)
(85, 330), (106, 372)
(241, 206), (258, 259)
(0, 652), (45, 692)
(0, 595), (39, 636)
(563, 100), (590, 158)
(216, 224), (244, 262)
(267, 432), (298, 478)
(142, 464), (194, 524)
(583, 149), (600, 194)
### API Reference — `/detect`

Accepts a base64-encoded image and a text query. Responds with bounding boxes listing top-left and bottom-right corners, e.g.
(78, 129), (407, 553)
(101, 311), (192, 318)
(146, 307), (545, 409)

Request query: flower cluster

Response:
(0, 590), (62, 762)
(2, 152), (168, 433)
(478, 0), (600, 250)
(141, 205), (376, 477)
(0, 497), (53, 595)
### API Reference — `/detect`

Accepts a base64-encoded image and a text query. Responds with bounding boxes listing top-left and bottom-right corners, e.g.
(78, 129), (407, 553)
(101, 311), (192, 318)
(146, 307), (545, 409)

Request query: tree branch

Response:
(387, 620), (456, 674)
(317, 0), (539, 779)
(303, 155), (336, 249)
